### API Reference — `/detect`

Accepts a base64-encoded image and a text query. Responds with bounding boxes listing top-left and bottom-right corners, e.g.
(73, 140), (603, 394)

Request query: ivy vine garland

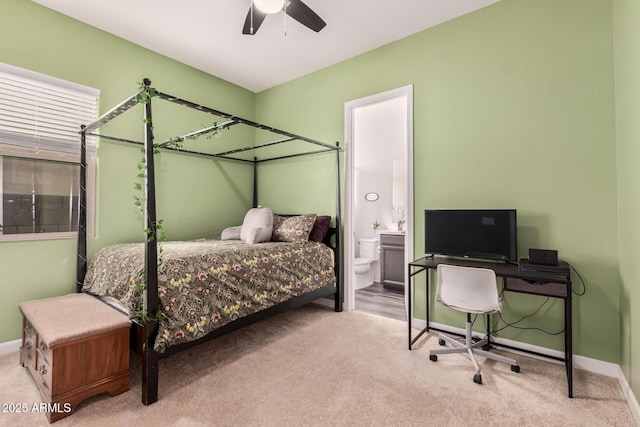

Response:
(131, 82), (228, 324)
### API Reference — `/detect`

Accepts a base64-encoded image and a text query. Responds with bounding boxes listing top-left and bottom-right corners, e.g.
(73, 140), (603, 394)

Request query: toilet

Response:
(354, 238), (380, 290)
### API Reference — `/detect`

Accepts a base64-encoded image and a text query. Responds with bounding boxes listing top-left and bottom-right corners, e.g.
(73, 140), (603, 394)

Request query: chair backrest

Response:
(436, 264), (501, 314)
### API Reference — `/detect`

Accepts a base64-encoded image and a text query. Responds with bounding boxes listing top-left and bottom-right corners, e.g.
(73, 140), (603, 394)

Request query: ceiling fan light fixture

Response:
(253, 0), (285, 14)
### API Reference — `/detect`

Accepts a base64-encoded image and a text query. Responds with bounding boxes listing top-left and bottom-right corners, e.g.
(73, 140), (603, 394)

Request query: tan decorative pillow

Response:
(271, 214), (317, 242)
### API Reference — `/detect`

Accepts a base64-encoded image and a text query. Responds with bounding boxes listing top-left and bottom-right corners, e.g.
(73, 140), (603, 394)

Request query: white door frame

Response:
(343, 85), (414, 312)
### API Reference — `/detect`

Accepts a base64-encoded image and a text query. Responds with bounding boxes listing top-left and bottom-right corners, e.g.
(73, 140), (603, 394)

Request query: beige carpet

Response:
(0, 304), (634, 426)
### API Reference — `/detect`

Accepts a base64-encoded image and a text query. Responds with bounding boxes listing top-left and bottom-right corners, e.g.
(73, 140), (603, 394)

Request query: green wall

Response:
(257, 0), (619, 362)
(0, 0), (256, 342)
(2, 0), (638, 404)
(613, 0), (640, 405)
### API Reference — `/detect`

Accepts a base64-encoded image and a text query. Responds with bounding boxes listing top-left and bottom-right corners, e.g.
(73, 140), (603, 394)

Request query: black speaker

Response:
(528, 248), (558, 266)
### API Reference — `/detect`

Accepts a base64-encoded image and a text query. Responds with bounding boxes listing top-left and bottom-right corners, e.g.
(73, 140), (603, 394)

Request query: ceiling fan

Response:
(242, 0), (326, 35)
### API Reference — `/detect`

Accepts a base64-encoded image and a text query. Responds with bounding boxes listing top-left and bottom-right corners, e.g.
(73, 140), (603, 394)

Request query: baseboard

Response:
(0, 339), (20, 356)
(616, 365), (640, 426)
(420, 319), (620, 376)
(413, 317), (640, 420)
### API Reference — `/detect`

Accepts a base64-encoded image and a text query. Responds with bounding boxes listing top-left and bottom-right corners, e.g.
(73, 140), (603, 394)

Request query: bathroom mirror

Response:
(364, 192), (379, 202)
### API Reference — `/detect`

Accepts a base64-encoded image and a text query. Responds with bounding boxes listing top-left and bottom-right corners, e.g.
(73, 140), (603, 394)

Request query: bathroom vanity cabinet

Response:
(380, 233), (405, 293)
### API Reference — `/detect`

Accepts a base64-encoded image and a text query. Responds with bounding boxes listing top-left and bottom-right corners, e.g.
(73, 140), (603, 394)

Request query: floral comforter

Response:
(82, 239), (336, 352)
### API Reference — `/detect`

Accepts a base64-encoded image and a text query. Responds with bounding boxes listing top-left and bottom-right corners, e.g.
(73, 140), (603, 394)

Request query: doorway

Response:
(344, 86), (414, 321)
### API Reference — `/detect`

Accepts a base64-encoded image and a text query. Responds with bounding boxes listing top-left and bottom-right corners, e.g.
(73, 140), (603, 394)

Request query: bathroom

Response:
(350, 94), (409, 322)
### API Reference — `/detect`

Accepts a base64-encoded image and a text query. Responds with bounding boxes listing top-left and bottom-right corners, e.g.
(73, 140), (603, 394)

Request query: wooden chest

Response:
(19, 293), (131, 423)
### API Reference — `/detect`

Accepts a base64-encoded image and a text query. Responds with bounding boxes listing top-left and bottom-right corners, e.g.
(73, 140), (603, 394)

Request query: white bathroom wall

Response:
(353, 96), (407, 274)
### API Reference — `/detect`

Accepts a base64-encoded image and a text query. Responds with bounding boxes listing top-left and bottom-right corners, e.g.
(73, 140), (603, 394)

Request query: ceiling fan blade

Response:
(242, 6), (267, 35)
(285, 0), (326, 32)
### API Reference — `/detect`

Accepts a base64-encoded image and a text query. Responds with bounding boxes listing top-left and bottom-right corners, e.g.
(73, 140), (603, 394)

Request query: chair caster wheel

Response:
(429, 355), (438, 362)
(511, 365), (520, 373)
(473, 374), (482, 384)
(438, 339), (446, 346)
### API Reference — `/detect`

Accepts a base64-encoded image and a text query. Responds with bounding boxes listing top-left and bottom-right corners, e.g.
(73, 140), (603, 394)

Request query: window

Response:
(1, 157), (79, 234)
(0, 62), (98, 241)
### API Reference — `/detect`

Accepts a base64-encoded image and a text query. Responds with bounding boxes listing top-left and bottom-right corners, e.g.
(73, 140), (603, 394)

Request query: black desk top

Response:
(410, 256), (571, 284)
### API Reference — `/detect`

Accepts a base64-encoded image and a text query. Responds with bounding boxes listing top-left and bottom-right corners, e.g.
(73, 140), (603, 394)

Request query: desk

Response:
(408, 256), (573, 397)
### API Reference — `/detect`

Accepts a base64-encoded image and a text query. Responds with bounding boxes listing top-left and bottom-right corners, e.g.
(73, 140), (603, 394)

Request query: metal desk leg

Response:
(407, 264), (412, 350)
(408, 265), (429, 350)
(566, 286), (573, 397)
(425, 268), (430, 332)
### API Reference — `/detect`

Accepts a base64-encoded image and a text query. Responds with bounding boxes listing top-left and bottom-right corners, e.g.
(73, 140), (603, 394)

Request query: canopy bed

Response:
(76, 79), (342, 405)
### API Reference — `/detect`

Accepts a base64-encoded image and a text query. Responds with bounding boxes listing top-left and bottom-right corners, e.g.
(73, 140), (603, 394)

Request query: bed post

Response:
(76, 126), (88, 293)
(253, 157), (258, 208)
(334, 142), (343, 312)
(141, 78), (160, 405)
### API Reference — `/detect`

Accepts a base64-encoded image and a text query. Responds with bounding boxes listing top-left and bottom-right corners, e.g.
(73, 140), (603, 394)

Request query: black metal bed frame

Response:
(76, 79), (343, 405)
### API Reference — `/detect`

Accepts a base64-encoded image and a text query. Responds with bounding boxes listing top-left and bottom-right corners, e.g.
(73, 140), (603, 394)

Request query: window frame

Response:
(0, 62), (98, 242)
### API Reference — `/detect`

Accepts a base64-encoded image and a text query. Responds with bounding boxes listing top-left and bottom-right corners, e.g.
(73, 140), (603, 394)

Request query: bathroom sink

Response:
(376, 230), (405, 235)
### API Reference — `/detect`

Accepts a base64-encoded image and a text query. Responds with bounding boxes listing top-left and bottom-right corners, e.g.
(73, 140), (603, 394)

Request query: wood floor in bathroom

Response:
(355, 282), (406, 322)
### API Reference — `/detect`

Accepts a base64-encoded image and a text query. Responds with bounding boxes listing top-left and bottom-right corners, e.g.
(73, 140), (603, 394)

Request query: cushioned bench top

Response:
(19, 293), (131, 347)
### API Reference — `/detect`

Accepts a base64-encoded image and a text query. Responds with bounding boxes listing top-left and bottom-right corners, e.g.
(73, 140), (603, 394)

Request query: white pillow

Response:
(221, 226), (242, 240)
(240, 207), (273, 244)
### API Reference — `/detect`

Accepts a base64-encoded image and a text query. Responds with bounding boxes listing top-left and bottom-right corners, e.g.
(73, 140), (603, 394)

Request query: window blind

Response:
(0, 63), (98, 241)
(0, 62), (99, 157)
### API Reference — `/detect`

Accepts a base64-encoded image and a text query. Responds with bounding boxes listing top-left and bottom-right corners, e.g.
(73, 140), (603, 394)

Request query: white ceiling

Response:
(32, 0), (501, 93)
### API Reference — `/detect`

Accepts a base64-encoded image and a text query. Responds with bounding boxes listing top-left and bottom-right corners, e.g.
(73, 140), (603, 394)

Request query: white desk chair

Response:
(429, 264), (520, 384)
